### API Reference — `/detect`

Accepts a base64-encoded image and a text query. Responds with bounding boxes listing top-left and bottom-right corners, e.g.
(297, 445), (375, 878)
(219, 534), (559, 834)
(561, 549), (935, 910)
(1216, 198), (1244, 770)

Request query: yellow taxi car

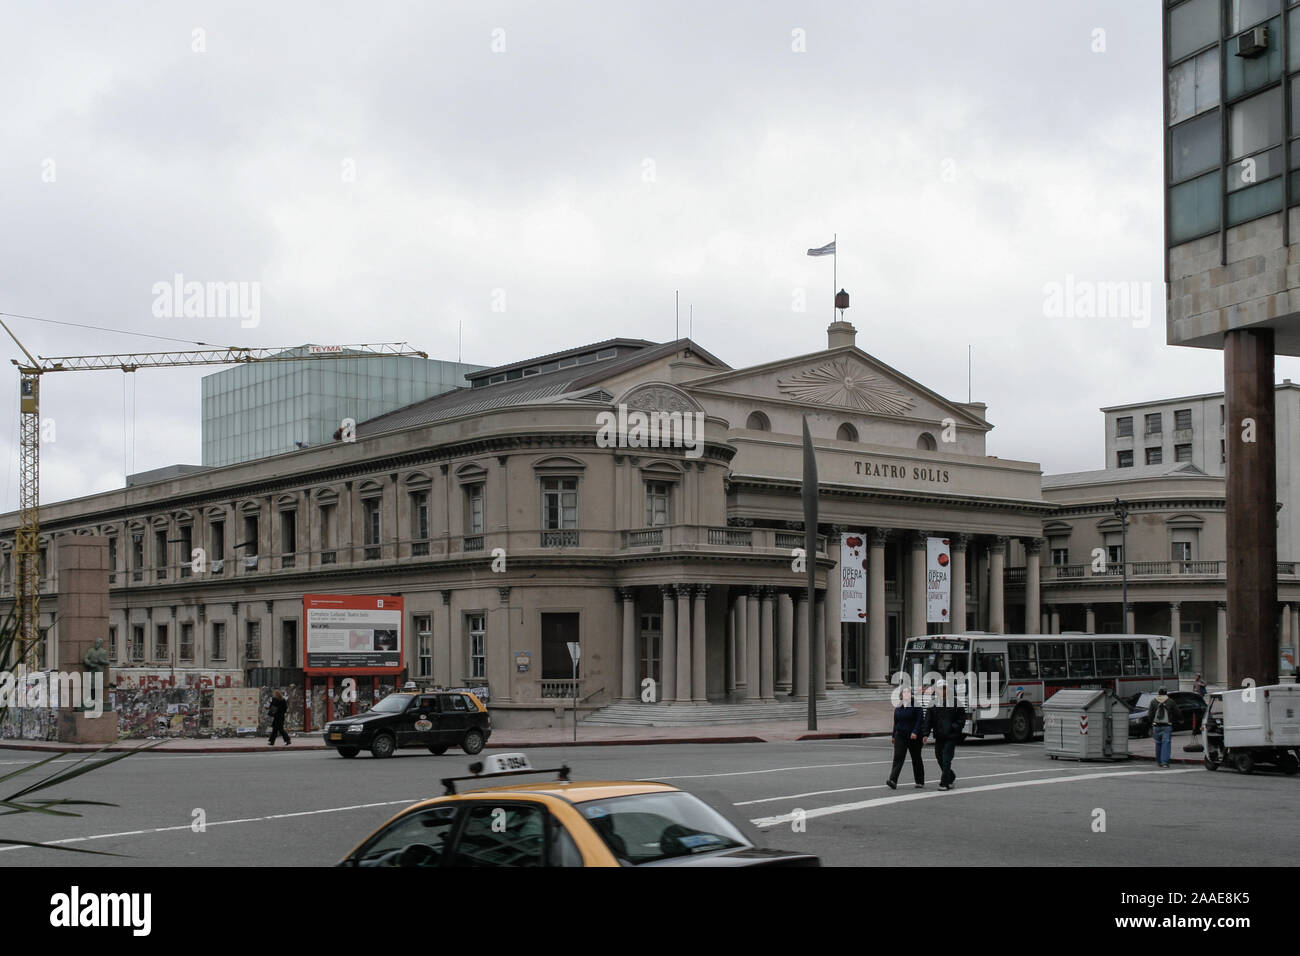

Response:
(337, 753), (819, 867)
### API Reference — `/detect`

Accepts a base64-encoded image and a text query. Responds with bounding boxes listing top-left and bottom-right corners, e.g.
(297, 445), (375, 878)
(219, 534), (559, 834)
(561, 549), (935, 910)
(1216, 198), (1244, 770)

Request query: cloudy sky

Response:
(4, 0), (1297, 513)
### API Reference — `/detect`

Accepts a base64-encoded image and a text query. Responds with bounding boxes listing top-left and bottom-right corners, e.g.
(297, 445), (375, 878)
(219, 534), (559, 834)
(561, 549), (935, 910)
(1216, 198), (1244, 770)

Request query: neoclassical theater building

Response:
(0, 322), (1058, 727)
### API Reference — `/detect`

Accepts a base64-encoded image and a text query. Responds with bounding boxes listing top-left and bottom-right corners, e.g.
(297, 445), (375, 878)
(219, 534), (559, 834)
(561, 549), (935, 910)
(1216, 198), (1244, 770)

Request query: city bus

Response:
(897, 633), (1177, 743)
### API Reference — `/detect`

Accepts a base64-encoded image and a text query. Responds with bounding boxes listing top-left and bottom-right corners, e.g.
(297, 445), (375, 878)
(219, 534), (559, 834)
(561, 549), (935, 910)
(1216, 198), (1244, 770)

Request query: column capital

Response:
(949, 532), (969, 552)
(989, 536), (1009, 554)
(1216, 601), (1227, 610)
(869, 528), (890, 547)
(693, 583), (710, 598)
(616, 587), (636, 602)
(1023, 537), (1045, 555)
(748, 584), (763, 598)
(661, 583), (678, 599)
(760, 585), (776, 600)
(1169, 601), (1181, 611)
(908, 530), (929, 550)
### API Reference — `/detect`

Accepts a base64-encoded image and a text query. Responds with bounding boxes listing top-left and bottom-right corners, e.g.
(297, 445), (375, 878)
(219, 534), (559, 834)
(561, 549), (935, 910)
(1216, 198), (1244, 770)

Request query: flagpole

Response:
(832, 233), (837, 321)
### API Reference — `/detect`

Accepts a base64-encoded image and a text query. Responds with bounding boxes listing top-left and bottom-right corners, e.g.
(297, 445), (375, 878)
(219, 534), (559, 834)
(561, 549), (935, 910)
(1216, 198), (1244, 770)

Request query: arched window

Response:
(917, 433), (937, 451)
(836, 423), (858, 442)
(746, 411), (771, 431)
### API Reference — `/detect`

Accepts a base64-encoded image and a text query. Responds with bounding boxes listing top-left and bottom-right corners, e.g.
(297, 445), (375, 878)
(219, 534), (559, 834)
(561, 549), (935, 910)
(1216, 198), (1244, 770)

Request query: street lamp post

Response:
(1113, 496), (1130, 638)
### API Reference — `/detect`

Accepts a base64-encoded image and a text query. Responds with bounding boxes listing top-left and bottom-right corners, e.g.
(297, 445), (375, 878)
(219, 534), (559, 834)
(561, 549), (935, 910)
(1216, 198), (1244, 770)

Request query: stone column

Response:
(989, 537), (1007, 634)
(726, 602), (736, 696)
(1280, 603), (1291, 677)
(443, 591), (458, 686)
(676, 584), (692, 703)
(54, 536), (114, 743)
(1126, 606), (1137, 634)
(949, 533), (968, 636)
(619, 588), (637, 700)
(868, 529), (888, 684)
(824, 530), (844, 689)
(908, 532), (927, 639)
(1085, 605), (1096, 634)
(1216, 602), (1228, 685)
(1024, 538), (1042, 635)
(1291, 603), (1299, 672)
(777, 590), (794, 694)
(1049, 606), (1061, 635)
(814, 591), (827, 697)
(760, 587), (776, 700)
(1170, 604), (1182, 672)
(734, 590), (748, 694)
(793, 591), (809, 699)
(746, 586), (761, 701)
(1041, 611), (1050, 634)
(692, 585), (708, 702)
(660, 586), (677, 703)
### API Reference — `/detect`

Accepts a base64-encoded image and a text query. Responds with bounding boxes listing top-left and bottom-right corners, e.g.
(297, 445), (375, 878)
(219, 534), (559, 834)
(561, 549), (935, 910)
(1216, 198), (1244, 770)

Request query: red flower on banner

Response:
(937, 553), (949, 567)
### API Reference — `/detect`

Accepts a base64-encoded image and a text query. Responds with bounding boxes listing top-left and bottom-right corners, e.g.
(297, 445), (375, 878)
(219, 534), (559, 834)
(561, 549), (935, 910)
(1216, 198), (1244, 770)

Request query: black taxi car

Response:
(324, 691), (491, 759)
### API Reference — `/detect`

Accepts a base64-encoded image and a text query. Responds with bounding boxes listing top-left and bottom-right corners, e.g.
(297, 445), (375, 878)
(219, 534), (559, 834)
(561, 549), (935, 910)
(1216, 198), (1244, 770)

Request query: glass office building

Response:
(201, 348), (485, 467)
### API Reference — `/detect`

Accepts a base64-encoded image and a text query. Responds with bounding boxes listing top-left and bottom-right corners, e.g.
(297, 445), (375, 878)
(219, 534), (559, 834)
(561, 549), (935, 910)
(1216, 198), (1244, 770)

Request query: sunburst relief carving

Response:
(777, 358), (915, 415)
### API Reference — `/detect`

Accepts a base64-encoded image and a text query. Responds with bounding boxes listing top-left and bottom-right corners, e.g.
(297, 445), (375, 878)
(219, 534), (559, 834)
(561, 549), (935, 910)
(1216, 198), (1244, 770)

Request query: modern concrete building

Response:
(0, 324), (1054, 727)
(201, 346), (485, 467)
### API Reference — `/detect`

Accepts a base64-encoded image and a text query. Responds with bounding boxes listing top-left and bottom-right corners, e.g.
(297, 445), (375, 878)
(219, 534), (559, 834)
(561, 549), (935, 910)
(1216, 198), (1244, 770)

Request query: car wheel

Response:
(427, 745), (448, 755)
(338, 747), (359, 758)
(1007, 706), (1033, 744)
(370, 733), (396, 759)
(1203, 754), (1218, 771)
(1234, 751), (1254, 774)
(1282, 752), (1299, 776)
(461, 728), (486, 755)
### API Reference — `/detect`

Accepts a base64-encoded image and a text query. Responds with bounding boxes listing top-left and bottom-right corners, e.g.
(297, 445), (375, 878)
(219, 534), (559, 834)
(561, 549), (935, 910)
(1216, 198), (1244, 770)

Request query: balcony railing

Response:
(541, 531), (579, 548)
(320, 551), (335, 565)
(280, 554), (295, 569)
(1039, 560), (1300, 582)
(464, 536), (485, 552)
(540, 679), (580, 699)
(363, 546), (380, 560)
(625, 528), (664, 547)
(708, 528), (752, 547)
(412, 540), (429, 557)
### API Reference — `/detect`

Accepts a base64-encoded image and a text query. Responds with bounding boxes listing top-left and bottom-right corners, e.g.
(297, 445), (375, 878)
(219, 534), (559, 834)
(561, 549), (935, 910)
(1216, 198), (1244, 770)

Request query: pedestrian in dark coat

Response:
(267, 688), (291, 746)
(887, 686), (926, 790)
(926, 680), (967, 791)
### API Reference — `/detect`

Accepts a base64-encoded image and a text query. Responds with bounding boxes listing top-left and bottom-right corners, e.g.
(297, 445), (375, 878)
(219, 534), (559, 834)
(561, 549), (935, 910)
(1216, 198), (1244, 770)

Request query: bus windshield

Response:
(901, 650), (970, 684)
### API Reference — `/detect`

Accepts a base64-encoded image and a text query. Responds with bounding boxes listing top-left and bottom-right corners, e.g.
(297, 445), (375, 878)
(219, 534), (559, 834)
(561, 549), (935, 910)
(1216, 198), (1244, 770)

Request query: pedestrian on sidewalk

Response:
(886, 686), (926, 790)
(267, 688), (291, 746)
(927, 680), (967, 791)
(1193, 673), (1207, 698)
(1148, 686), (1181, 767)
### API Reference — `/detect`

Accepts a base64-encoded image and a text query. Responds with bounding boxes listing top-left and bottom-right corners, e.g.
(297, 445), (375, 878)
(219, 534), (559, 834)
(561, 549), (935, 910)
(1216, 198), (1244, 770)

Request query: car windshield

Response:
(577, 791), (749, 865)
(369, 694), (412, 715)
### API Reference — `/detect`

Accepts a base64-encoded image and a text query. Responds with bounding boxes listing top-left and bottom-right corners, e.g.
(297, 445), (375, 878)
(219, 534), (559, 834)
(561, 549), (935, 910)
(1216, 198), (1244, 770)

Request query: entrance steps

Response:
(581, 696), (856, 727)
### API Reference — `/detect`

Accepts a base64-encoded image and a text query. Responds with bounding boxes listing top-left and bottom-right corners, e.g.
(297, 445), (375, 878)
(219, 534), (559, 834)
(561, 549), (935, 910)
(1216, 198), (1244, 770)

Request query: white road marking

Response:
(0, 798), (416, 854)
(750, 767), (1201, 827)
(733, 767), (1080, 805)
(644, 751), (1005, 782)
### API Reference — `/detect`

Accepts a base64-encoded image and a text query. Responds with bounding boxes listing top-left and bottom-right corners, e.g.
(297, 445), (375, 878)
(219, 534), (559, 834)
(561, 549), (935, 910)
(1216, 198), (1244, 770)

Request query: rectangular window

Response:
(132, 533), (144, 581)
(1170, 112), (1220, 182)
(211, 622), (226, 661)
(178, 525), (192, 577)
(1225, 14), (1282, 99)
(1169, 170), (1221, 242)
(467, 613), (486, 680)
(1230, 86), (1284, 161)
(364, 497), (381, 559)
(245, 620), (261, 664)
(645, 481), (670, 527)
(1174, 409), (1192, 430)
(1051, 547), (1069, 566)
(415, 615), (432, 678)
(108, 626), (117, 663)
(1116, 416), (1133, 437)
(466, 484), (484, 535)
(281, 510), (297, 555)
(1230, 0), (1280, 34)
(411, 491), (429, 540)
(1172, 540), (1192, 562)
(1144, 412), (1162, 435)
(1168, 46), (1220, 125)
(243, 514), (259, 556)
(1221, 438), (1227, 463)
(541, 612), (581, 680)
(155, 624), (168, 660)
(1219, 404), (1225, 427)
(1009, 642), (1039, 680)
(1175, 443), (1193, 462)
(1146, 446), (1163, 465)
(1108, 544), (1125, 567)
(1170, 0), (1218, 62)
(1227, 145), (1283, 191)
(1038, 642), (1066, 679)
(211, 521), (225, 563)
(108, 537), (117, 574)
(1117, 450), (1134, 468)
(541, 477), (578, 530)
(179, 622), (194, 663)
(155, 529), (168, 576)
(1094, 642), (1121, 678)
(131, 625), (145, 662)
(282, 619), (297, 667)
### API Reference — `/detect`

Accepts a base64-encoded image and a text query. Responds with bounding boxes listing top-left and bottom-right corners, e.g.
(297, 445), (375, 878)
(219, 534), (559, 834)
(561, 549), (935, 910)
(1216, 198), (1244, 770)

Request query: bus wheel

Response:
(1006, 706), (1033, 744)
(1281, 752), (1299, 776)
(1234, 751), (1254, 774)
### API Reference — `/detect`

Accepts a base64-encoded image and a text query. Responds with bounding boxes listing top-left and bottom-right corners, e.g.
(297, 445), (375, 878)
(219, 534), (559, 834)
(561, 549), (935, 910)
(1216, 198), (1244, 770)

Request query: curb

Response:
(0, 734), (776, 754)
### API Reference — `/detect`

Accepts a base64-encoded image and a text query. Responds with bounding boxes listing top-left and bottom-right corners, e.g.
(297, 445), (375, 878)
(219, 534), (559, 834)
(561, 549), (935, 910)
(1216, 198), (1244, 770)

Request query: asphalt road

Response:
(1, 737), (1294, 866)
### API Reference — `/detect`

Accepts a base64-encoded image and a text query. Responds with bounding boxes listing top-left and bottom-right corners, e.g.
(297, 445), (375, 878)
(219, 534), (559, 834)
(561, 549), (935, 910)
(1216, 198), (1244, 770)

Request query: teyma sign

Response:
(303, 594), (403, 675)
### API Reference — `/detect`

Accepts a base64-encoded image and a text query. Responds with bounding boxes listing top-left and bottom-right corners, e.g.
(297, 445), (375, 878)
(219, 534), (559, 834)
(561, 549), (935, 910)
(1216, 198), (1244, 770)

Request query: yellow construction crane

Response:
(0, 319), (428, 666)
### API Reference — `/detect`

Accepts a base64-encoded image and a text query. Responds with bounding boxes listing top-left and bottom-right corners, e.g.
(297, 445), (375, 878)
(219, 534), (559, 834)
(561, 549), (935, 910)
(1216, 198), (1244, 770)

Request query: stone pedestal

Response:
(57, 709), (119, 744)
(53, 535), (117, 744)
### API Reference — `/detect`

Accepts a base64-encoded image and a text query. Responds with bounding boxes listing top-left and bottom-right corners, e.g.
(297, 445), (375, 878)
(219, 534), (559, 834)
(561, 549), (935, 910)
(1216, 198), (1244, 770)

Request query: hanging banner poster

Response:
(926, 537), (950, 624)
(840, 533), (867, 623)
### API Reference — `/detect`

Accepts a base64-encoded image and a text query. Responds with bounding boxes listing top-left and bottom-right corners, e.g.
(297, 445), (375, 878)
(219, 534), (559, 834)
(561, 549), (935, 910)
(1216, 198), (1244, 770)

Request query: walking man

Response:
(1148, 686), (1182, 768)
(886, 686), (926, 790)
(927, 679), (967, 791)
(267, 688), (291, 746)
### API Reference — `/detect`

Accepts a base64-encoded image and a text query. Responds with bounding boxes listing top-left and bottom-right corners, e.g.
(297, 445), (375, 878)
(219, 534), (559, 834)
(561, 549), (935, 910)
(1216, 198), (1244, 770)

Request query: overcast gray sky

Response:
(4, 0), (1296, 512)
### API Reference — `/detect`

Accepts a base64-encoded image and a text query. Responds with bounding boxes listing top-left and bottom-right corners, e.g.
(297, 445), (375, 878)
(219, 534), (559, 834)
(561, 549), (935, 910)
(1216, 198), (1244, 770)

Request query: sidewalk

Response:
(0, 702), (897, 753)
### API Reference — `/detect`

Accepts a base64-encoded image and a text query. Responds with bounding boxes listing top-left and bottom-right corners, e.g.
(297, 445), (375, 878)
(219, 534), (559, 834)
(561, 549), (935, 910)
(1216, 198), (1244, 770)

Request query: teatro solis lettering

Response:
(49, 886), (151, 936)
(853, 461), (949, 483)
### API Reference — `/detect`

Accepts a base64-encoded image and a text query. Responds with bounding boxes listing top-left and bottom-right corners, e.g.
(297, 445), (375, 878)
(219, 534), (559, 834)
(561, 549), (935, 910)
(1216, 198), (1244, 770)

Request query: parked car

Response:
(1125, 690), (1207, 737)
(323, 690), (490, 758)
(338, 754), (821, 867)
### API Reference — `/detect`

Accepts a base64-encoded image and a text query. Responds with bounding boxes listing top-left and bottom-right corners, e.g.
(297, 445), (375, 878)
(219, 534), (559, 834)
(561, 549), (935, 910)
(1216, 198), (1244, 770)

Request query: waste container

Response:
(1042, 689), (1130, 761)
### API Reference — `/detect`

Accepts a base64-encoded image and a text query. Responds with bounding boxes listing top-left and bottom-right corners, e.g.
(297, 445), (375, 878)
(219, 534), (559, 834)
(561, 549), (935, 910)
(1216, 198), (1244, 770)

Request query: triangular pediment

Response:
(683, 346), (988, 428)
